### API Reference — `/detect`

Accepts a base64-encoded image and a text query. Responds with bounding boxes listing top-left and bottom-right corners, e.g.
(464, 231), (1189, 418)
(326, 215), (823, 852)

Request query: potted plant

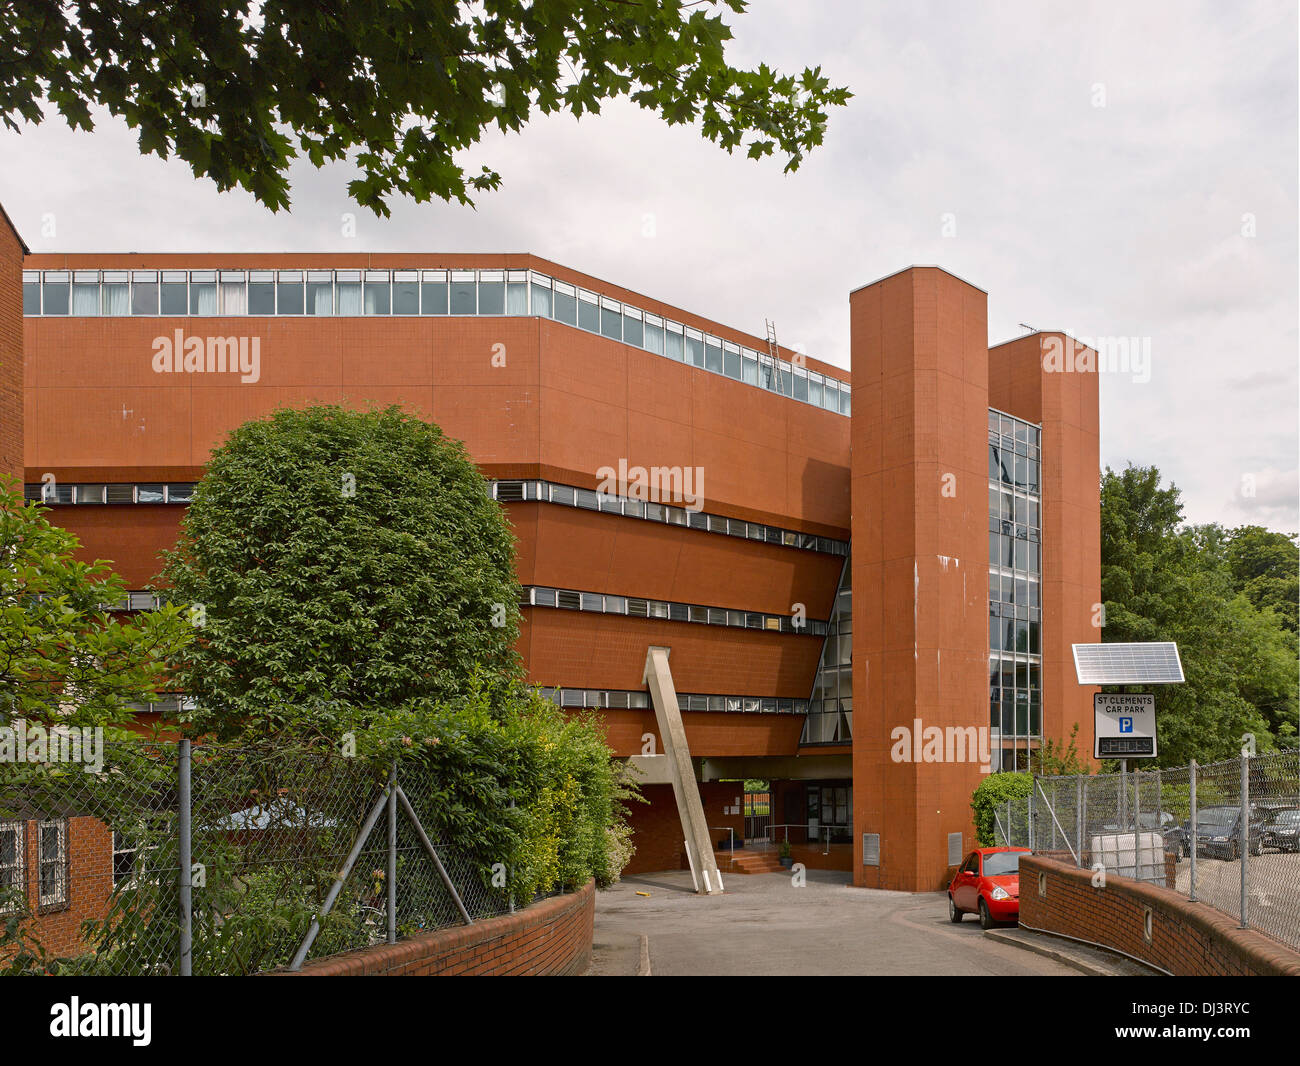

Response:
(778, 839), (793, 868)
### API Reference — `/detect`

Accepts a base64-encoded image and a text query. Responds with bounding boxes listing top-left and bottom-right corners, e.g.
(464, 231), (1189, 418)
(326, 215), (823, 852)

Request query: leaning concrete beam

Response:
(643, 645), (723, 895)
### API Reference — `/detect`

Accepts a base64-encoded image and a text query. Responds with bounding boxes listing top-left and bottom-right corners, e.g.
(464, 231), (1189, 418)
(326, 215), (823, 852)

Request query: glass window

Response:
(793, 367), (808, 400)
(72, 272), (100, 315)
(131, 273), (158, 315)
(644, 316), (664, 354)
(421, 273), (448, 314)
(478, 279), (505, 314)
(102, 272), (129, 315)
(306, 271), (333, 315)
(623, 311), (643, 347)
(337, 272), (362, 315)
(189, 272), (217, 314)
(506, 281), (528, 314)
(364, 271), (391, 314)
(160, 272), (187, 314)
(685, 332), (704, 367)
(214, 271), (242, 314)
(600, 302), (622, 340)
(277, 271), (305, 314)
(665, 325), (684, 361)
(248, 271), (275, 314)
(552, 284), (575, 323)
(42, 273), (70, 314)
(38, 820), (68, 908)
(838, 385), (851, 415)
(578, 292), (599, 331)
(388, 271), (417, 314)
(449, 278), (476, 314)
(704, 338), (722, 373)
(823, 380), (840, 411)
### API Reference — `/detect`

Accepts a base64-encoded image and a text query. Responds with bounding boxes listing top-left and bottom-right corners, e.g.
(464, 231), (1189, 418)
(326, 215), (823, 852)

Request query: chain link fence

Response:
(993, 749), (1300, 951)
(0, 736), (522, 975)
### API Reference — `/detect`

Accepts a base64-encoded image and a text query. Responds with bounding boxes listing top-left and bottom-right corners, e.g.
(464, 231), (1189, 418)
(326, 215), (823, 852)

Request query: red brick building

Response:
(15, 251), (1100, 891)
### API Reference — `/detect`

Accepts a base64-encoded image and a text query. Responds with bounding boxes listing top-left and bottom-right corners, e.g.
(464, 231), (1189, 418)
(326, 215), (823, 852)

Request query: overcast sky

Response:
(1, 0), (1295, 532)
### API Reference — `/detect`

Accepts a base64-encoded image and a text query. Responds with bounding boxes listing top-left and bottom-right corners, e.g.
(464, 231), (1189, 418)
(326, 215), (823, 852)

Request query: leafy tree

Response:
(162, 405), (521, 738)
(0, 481), (191, 726)
(1, 0), (851, 214)
(1225, 525), (1298, 634)
(1100, 465), (1298, 763)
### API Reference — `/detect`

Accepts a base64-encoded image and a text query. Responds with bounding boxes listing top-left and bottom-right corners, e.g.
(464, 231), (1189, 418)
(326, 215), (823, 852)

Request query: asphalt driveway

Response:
(589, 868), (1084, 976)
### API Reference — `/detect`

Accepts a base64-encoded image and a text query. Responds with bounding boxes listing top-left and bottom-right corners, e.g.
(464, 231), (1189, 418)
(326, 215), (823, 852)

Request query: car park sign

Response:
(1094, 693), (1157, 758)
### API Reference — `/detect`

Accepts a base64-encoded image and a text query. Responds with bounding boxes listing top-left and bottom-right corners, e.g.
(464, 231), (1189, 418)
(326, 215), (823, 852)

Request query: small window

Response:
(38, 820), (69, 910)
(0, 822), (24, 914)
(306, 272), (334, 315)
(421, 273), (448, 315)
(277, 271), (305, 314)
(449, 274), (477, 314)
(553, 283), (576, 325)
(23, 272), (41, 314)
(477, 277), (505, 315)
(247, 271), (275, 314)
(112, 830), (138, 889)
(42, 273), (70, 315)
(392, 271), (419, 315)
(363, 271), (391, 314)
(160, 272), (188, 314)
(131, 272), (159, 315)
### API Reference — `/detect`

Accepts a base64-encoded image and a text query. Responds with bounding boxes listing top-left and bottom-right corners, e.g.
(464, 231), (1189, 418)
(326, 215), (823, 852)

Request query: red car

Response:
(948, 846), (1031, 929)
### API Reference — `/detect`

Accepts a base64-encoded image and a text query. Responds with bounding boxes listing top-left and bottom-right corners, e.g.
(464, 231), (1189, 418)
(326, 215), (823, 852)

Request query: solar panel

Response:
(1072, 642), (1184, 685)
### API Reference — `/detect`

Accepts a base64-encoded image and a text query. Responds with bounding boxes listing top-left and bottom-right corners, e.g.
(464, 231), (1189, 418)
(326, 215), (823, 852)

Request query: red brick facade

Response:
(269, 878), (595, 976)
(17, 253), (1100, 890)
(0, 205), (25, 484)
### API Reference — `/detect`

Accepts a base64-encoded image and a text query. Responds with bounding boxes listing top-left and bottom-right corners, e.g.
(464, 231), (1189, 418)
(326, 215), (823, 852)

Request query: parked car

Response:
(1262, 807), (1300, 853)
(948, 846), (1031, 930)
(1185, 805), (1264, 860)
(1097, 810), (1188, 857)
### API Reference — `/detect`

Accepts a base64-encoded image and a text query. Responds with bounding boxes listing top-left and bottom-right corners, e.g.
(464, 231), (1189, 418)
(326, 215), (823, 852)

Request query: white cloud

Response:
(0, 0), (1294, 529)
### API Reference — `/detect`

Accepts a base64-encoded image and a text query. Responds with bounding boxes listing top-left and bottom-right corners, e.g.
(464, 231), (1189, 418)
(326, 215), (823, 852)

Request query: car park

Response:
(1262, 807), (1300, 853)
(1185, 805), (1264, 860)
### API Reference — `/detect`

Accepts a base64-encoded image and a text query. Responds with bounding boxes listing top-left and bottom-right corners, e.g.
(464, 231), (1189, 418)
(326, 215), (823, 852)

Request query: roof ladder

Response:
(764, 318), (785, 395)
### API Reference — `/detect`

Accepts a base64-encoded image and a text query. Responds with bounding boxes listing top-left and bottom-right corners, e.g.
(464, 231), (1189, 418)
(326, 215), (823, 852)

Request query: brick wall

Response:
(623, 782), (745, 875)
(3, 816), (116, 963)
(268, 878), (596, 976)
(1019, 855), (1300, 976)
(0, 204), (23, 484)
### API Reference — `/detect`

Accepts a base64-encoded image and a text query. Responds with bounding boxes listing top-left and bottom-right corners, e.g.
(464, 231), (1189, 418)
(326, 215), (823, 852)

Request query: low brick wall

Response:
(268, 879), (595, 976)
(1019, 855), (1300, 976)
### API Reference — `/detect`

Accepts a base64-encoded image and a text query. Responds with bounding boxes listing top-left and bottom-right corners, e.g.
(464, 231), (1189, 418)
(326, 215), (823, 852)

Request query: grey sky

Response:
(1, 0), (1295, 531)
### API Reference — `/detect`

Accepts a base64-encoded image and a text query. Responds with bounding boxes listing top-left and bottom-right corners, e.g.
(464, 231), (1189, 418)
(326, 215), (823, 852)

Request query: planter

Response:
(780, 857), (794, 868)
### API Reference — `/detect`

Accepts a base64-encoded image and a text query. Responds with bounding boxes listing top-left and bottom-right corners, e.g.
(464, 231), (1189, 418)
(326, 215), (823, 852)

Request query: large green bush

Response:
(163, 405), (521, 738)
(970, 772), (1034, 846)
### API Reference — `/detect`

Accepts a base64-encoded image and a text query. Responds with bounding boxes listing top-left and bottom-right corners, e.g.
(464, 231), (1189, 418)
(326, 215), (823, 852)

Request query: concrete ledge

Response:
(264, 879), (595, 976)
(1020, 855), (1300, 977)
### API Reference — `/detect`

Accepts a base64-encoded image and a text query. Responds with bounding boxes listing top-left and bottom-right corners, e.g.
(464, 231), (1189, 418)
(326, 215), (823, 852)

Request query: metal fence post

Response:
(1075, 776), (1083, 868)
(1240, 751), (1249, 929)
(177, 737), (193, 977)
(387, 761), (398, 945)
(1189, 759), (1198, 902)
(1028, 786), (1035, 851)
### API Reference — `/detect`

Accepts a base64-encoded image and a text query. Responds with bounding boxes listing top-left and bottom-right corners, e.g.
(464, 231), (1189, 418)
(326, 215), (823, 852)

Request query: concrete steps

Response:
(716, 850), (785, 875)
